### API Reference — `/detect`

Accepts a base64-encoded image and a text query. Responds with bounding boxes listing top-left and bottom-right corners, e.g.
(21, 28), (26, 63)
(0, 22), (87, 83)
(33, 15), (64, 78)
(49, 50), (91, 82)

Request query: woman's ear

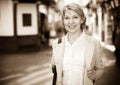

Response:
(80, 18), (84, 24)
(81, 20), (83, 24)
(81, 17), (86, 24)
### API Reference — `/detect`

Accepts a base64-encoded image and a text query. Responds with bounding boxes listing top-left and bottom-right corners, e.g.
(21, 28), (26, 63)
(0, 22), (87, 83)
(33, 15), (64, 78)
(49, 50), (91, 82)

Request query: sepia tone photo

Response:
(0, 0), (120, 85)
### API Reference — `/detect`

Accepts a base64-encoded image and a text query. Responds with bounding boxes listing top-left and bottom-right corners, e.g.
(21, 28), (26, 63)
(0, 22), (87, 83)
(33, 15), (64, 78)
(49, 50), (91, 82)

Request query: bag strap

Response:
(58, 38), (62, 44)
(52, 65), (57, 85)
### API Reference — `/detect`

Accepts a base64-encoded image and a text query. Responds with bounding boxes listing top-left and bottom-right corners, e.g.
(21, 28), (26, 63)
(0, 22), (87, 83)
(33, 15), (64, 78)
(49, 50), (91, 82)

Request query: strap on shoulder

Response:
(58, 38), (62, 44)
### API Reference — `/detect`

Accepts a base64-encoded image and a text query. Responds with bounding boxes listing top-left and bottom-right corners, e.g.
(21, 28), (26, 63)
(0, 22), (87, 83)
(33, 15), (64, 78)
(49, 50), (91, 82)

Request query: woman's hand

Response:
(87, 68), (96, 80)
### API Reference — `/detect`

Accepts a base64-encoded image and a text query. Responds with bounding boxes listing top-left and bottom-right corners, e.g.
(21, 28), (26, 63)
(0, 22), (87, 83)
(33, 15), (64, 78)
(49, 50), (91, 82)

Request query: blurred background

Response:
(0, 0), (120, 85)
(0, 0), (120, 51)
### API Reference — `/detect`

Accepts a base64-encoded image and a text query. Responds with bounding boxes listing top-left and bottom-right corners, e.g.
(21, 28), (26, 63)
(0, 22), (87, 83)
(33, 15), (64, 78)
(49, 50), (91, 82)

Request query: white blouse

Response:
(63, 32), (86, 85)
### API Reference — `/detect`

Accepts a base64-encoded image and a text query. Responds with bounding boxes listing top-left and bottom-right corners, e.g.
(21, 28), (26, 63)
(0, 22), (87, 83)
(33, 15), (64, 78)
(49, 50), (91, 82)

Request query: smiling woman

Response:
(62, 3), (86, 33)
(51, 2), (104, 85)
(62, 6), (84, 44)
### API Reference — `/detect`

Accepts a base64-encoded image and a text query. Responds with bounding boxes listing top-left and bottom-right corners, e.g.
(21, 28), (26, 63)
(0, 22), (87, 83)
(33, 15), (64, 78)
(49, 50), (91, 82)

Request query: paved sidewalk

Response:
(0, 43), (120, 85)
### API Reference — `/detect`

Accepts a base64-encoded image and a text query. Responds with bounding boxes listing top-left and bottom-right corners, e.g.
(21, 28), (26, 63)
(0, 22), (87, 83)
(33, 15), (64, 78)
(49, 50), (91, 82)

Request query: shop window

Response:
(22, 13), (32, 26)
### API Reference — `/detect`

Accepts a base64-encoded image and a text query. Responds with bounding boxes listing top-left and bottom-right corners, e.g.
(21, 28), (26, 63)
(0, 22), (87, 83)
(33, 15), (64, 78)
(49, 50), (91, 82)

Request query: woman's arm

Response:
(95, 41), (104, 80)
(87, 40), (104, 81)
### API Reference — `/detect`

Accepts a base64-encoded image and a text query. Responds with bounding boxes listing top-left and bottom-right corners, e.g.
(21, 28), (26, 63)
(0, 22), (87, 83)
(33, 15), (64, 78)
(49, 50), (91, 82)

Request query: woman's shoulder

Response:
(52, 36), (65, 47)
(84, 33), (100, 44)
(52, 38), (59, 46)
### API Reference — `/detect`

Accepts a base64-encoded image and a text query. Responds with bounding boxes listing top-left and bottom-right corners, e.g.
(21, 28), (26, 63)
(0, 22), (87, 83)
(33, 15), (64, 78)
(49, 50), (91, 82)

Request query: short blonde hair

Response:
(61, 3), (86, 31)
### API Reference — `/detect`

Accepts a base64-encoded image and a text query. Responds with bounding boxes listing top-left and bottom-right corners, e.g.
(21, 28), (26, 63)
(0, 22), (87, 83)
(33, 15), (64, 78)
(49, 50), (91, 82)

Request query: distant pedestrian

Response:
(50, 3), (104, 85)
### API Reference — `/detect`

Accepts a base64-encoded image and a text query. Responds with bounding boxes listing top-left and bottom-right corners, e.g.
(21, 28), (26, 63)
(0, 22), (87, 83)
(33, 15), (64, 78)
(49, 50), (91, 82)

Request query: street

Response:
(0, 46), (53, 85)
(0, 44), (120, 85)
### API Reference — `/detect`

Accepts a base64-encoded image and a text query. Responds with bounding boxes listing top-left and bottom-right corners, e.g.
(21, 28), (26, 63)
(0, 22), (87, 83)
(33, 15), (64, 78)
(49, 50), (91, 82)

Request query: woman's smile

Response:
(68, 25), (76, 29)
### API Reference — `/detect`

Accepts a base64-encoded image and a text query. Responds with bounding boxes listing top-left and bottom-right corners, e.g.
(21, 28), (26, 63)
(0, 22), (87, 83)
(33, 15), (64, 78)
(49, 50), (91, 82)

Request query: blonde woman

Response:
(51, 3), (104, 85)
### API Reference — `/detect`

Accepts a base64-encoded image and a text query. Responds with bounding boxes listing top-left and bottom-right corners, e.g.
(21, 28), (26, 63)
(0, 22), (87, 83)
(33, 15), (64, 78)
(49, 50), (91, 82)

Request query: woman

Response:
(51, 3), (104, 85)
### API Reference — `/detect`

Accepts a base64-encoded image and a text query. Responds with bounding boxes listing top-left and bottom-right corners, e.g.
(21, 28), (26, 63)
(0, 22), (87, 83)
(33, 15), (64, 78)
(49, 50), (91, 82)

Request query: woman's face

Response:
(63, 9), (82, 33)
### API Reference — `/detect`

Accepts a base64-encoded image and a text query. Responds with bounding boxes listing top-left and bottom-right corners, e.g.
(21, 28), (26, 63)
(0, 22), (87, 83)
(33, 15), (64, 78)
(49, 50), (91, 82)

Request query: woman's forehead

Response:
(64, 9), (79, 16)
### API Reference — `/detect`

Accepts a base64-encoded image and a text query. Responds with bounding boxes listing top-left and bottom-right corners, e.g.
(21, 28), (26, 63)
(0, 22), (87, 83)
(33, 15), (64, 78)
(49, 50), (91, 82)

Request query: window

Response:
(22, 13), (32, 26)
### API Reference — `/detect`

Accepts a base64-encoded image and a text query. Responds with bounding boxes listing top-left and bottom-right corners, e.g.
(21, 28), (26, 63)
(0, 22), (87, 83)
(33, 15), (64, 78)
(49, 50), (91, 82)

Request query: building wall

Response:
(17, 3), (38, 36)
(0, 1), (40, 52)
(0, 0), (14, 36)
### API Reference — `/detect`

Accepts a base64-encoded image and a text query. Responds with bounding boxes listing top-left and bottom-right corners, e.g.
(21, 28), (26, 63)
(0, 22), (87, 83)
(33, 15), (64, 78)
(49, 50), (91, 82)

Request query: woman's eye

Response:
(64, 17), (69, 19)
(73, 16), (78, 19)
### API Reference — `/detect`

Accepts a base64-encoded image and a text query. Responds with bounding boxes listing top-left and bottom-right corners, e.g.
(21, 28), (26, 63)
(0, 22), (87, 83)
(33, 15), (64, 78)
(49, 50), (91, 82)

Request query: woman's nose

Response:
(69, 18), (74, 24)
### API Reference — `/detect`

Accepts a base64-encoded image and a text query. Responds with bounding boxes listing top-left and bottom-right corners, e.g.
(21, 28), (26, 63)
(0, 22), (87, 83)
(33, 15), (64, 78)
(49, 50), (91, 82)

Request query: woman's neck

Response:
(68, 31), (82, 45)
